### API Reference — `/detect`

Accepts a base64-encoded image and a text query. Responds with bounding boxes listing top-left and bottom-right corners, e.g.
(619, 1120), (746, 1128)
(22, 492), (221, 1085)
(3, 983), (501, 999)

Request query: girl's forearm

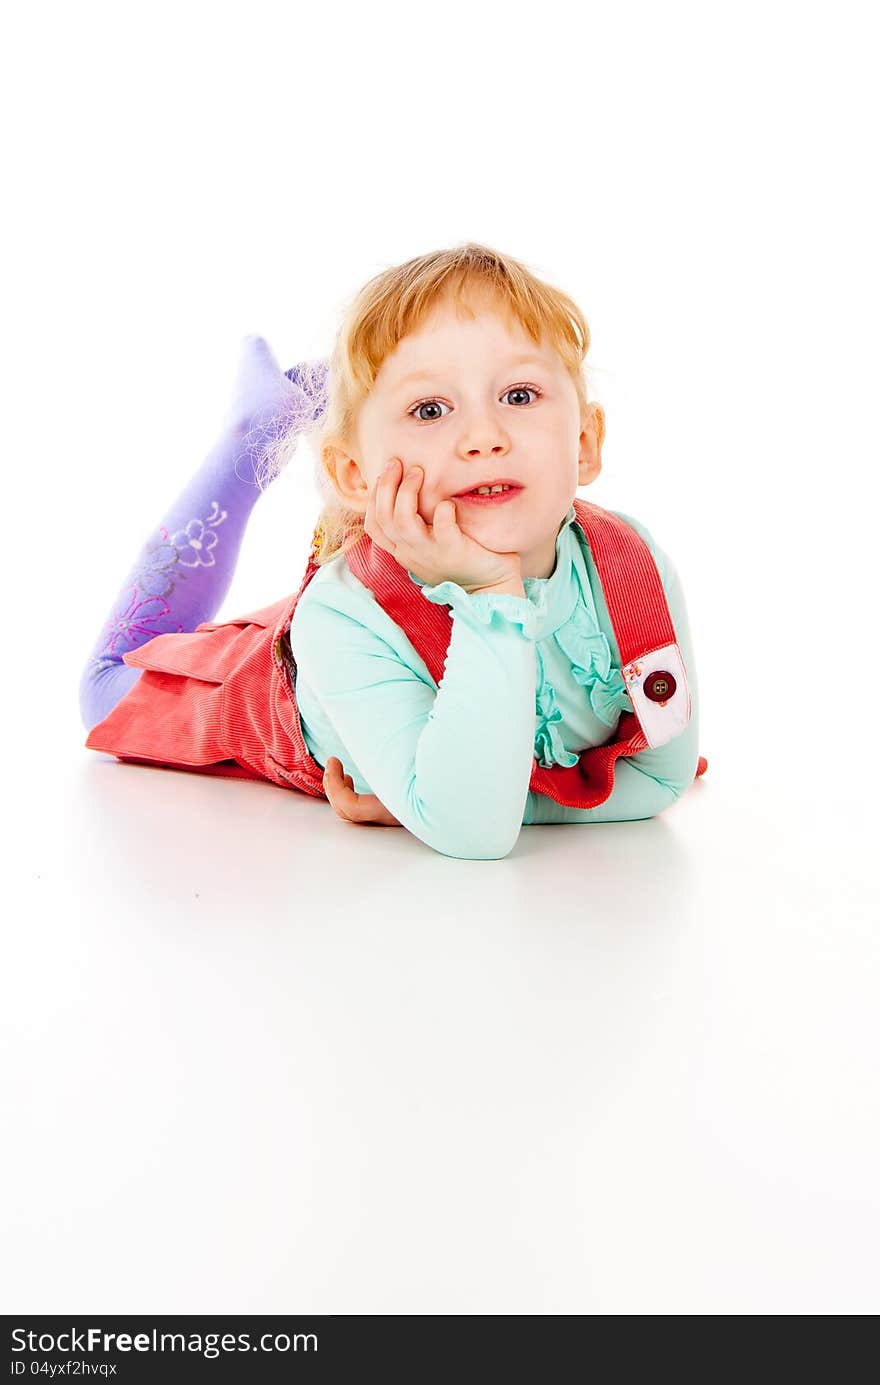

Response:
(290, 581), (539, 860)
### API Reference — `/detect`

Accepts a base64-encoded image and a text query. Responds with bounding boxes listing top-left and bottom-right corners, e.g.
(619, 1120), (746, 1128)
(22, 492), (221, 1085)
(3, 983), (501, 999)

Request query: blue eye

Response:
(407, 383), (543, 423)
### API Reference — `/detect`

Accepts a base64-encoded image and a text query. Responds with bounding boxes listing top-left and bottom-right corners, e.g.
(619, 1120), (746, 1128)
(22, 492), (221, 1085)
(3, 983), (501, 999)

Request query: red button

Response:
(644, 670), (676, 703)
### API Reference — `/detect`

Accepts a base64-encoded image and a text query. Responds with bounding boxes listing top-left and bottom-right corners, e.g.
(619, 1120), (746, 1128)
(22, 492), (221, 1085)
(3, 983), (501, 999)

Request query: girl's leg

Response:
(79, 340), (329, 732)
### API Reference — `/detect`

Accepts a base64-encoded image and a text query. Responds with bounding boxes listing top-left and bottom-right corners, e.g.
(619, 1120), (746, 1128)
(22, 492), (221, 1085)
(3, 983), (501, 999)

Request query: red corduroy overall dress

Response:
(85, 499), (709, 808)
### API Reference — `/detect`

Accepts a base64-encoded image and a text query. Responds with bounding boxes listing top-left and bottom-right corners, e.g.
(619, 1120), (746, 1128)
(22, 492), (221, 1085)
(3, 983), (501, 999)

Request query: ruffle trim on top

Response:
(534, 643), (578, 768)
(419, 579), (542, 640)
(533, 596), (634, 769)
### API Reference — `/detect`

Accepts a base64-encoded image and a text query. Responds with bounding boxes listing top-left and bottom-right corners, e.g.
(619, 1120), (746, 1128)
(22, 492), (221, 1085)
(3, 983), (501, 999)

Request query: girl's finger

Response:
(329, 760), (354, 794)
(374, 457), (402, 538)
(323, 759), (357, 821)
(393, 465), (429, 541)
(323, 757), (346, 794)
(364, 463), (397, 551)
(432, 498), (459, 533)
(363, 472), (380, 537)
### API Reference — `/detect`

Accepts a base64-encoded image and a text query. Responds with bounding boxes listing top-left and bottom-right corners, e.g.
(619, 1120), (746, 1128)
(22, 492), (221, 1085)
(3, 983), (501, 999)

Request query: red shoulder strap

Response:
(346, 531), (453, 686)
(570, 499), (675, 660)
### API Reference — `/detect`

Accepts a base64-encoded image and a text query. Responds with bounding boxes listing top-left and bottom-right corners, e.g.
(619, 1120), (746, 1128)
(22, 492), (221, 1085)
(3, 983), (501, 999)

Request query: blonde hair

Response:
(269, 242), (598, 567)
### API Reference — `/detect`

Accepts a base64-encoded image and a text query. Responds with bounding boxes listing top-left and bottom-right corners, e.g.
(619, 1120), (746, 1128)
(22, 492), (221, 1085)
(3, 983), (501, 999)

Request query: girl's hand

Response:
(364, 457), (523, 592)
(322, 757), (402, 828)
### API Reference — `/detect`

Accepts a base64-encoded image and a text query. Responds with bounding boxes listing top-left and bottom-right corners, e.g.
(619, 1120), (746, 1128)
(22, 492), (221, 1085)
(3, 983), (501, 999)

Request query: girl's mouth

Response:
(454, 484), (524, 506)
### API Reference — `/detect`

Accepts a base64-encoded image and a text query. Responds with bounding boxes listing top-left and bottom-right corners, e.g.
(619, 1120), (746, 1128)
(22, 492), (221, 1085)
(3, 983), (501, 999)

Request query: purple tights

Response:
(78, 339), (329, 732)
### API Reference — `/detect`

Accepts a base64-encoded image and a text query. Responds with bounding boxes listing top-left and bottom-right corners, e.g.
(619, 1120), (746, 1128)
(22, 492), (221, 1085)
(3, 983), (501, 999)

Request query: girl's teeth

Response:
(472, 484), (510, 494)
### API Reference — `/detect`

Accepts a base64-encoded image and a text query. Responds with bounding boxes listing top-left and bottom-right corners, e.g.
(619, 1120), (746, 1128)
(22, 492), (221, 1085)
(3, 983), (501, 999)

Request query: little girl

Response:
(81, 242), (707, 860)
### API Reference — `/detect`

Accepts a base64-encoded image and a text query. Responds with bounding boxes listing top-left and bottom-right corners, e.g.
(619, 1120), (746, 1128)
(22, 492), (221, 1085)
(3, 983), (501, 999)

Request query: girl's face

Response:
(328, 295), (603, 579)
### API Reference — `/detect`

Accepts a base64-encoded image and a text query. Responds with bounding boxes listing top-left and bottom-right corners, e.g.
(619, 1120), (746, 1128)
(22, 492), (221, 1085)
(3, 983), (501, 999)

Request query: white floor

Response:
(4, 699), (878, 1315)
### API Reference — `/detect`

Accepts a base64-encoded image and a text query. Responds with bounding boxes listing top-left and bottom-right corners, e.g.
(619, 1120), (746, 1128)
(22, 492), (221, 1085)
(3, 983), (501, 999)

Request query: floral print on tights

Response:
(94, 501), (228, 661)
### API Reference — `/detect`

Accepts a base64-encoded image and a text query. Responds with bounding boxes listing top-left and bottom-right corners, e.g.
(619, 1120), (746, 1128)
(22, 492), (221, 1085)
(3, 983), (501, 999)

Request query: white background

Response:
(2, 0), (878, 1314)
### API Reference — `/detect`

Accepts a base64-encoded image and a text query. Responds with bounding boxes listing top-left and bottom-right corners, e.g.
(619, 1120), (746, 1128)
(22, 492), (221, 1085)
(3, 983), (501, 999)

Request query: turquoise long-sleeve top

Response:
(287, 503), (701, 860)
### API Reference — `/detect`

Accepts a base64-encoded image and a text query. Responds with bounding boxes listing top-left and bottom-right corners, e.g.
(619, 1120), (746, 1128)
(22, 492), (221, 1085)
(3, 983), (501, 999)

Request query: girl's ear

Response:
(324, 445), (370, 513)
(577, 404), (604, 487)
